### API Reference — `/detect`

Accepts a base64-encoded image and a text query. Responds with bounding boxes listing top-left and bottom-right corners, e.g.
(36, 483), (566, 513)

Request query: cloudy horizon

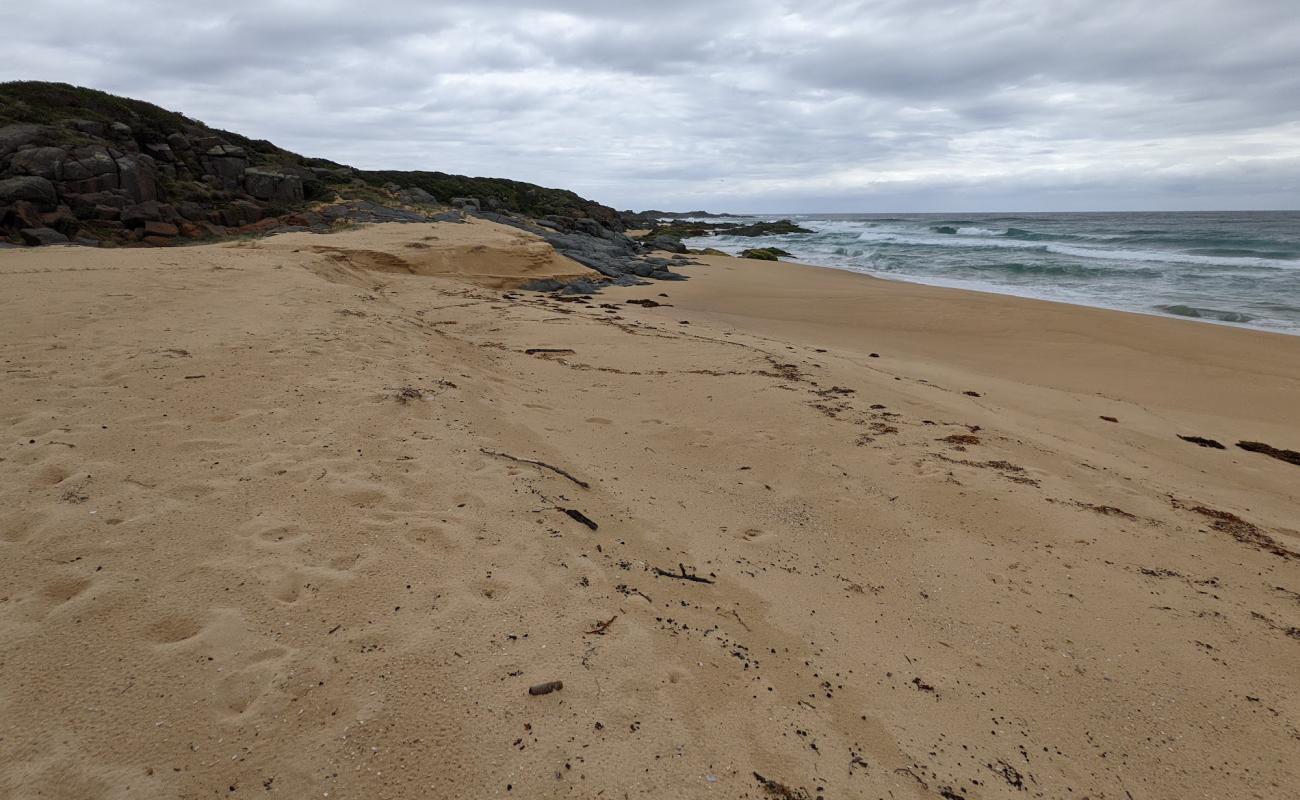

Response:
(5, 0), (1299, 213)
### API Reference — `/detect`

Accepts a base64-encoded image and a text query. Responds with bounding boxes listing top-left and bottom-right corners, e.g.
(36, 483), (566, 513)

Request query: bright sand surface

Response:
(2, 218), (1298, 799)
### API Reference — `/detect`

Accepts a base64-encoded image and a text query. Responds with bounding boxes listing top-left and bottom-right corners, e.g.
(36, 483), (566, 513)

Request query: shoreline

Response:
(2, 219), (1298, 799)
(725, 251), (1300, 338)
(615, 251), (1300, 427)
(679, 208), (1300, 337)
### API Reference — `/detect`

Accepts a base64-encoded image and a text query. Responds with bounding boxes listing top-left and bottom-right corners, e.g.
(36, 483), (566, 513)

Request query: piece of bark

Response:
(562, 508), (598, 530)
(528, 680), (563, 696)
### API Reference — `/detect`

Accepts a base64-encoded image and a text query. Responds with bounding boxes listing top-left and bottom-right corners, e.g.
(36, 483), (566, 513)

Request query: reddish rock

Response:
(236, 218), (280, 236)
(143, 220), (179, 237)
(40, 205), (79, 231)
(7, 200), (46, 229)
(141, 235), (173, 247)
(178, 222), (203, 238)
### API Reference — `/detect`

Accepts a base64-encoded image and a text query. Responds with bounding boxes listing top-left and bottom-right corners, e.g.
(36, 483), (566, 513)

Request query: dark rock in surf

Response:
(727, 219), (812, 236)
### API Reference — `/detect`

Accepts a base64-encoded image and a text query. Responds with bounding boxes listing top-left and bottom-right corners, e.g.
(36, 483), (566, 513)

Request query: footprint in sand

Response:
(236, 515), (308, 547)
(328, 552), (363, 571)
(216, 647), (290, 717)
(477, 578), (511, 601)
(161, 609), (297, 719)
(403, 525), (453, 553)
(146, 615), (203, 644)
(19, 575), (98, 620)
(20, 761), (117, 800)
(1, 509), (50, 543)
(33, 462), (72, 487)
(339, 482), (391, 508)
(265, 570), (306, 604)
(260, 525), (306, 545)
(42, 576), (93, 605)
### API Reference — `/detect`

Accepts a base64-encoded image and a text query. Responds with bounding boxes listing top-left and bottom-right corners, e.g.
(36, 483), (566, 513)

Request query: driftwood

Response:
(562, 508), (599, 530)
(653, 563), (715, 584)
(585, 615), (618, 635)
(525, 348), (576, 355)
(480, 448), (590, 488)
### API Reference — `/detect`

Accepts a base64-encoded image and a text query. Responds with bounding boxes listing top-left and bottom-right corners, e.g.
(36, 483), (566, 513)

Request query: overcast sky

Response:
(5, 1), (1299, 212)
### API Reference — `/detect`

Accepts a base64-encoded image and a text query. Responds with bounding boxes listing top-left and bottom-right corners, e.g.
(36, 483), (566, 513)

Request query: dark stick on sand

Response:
(480, 448), (590, 488)
(653, 563), (716, 584)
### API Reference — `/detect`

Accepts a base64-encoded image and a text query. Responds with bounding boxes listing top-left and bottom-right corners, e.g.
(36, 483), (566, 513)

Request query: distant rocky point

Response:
(629, 218), (812, 255)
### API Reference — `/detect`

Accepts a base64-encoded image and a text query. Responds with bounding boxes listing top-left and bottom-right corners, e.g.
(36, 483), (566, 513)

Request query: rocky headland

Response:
(0, 82), (804, 291)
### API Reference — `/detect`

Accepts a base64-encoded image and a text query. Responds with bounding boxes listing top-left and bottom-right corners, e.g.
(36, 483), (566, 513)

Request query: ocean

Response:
(685, 211), (1300, 335)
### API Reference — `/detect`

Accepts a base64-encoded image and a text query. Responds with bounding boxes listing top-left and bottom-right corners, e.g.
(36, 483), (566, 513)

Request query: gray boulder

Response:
(574, 218), (613, 239)
(396, 186), (437, 205)
(72, 119), (106, 137)
(174, 201), (207, 221)
(9, 146), (68, 180)
(60, 146), (120, 193)
(243, 168), (304, 203)
(0, 124), (52, 160)
(145, 142), (175, 162)
(0, 175), (59, 207)
(69, 190), (128, 211)
(309, 166), (354, 182)
(451, 197), (481, 212)
(214, 200), (264, 227)
(114, 154), (158, 202)
(19, 227), (70, 246)
(648, 235), (687, 253)
(201, 145), (248, 190)
(67, 190), (128, 219)
(121, 200), (177, 228)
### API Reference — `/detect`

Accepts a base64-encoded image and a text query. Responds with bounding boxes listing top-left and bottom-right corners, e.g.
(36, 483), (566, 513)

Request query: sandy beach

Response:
(2, 218), (1298, 799)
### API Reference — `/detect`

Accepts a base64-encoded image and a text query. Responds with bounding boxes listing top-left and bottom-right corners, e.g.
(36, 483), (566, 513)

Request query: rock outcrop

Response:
(0, 81), (703, 290)
(478, 210), (698, 286)
(0, 81), (634, 252)
(0, 175), (57, 206)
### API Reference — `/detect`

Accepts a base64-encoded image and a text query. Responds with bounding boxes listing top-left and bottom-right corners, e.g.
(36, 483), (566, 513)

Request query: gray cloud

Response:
(4, 0), (1297, 211)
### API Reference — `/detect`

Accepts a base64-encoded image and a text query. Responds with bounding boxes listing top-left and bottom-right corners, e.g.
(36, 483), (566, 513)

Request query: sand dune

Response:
(2, 219), (1298, 799)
